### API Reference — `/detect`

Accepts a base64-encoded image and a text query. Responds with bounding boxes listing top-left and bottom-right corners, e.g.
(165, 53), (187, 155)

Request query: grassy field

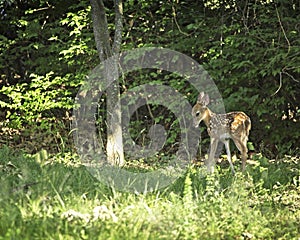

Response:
(0, 145), (299, 239)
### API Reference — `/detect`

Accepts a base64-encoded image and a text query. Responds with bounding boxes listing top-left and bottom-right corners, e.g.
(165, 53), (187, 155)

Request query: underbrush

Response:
(0, 146), (299, 239)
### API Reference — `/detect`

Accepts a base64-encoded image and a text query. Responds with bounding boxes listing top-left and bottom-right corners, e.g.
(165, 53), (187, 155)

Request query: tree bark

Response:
(90, 0), (125, 166)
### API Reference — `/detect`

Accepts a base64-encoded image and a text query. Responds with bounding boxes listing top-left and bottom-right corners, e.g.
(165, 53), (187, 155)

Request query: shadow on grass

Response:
(1, 145), (298, 200)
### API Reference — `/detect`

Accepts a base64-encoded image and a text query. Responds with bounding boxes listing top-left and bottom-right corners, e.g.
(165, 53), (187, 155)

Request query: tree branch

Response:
(276, 6), (290, 53)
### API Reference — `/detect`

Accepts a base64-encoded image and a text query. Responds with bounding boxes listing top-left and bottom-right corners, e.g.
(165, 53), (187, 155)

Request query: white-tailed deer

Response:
(192, 92), (251, 174)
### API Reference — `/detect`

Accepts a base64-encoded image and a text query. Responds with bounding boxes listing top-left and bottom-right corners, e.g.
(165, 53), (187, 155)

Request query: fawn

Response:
(192, 92), (251, 174)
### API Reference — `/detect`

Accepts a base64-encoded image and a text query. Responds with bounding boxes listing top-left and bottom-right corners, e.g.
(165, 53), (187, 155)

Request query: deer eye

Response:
(195, 111), (200, 117)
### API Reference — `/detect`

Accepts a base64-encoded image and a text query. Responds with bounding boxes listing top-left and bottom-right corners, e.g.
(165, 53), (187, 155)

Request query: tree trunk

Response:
(90, 0), (125, 166)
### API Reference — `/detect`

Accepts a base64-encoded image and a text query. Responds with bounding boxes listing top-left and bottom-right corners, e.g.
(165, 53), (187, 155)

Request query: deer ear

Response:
(203, 93), (210, 105)
(197, 92), (205, 103)
(197, 92), (210, 106)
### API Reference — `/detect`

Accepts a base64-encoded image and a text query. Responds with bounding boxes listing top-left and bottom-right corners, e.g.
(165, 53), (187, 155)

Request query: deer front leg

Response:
(207, 137), (218, 173)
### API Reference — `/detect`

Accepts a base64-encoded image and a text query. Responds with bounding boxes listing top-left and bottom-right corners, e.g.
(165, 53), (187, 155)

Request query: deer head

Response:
(192, 92), (210, 128)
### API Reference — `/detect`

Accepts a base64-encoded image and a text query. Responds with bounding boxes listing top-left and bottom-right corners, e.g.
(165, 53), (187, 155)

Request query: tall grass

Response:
(0, 146), (299, 239)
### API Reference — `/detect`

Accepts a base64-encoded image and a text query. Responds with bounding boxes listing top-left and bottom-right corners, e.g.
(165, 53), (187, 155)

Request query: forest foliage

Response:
(0, 0), (299, 157)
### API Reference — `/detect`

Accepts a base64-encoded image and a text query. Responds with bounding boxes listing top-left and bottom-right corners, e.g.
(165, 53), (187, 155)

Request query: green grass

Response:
(0, 146), (299, 239)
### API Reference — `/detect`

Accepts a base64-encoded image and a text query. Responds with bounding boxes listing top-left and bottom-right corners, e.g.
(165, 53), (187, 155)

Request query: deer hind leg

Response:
(207, 138), (219, 173)
(223, 139), (235, 175)
(233, 137), (248, 171)
(241, 137), (249, 171)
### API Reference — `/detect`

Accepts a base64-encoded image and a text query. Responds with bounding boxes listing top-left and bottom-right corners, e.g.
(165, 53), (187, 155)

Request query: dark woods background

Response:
(0, 0), (299, 158)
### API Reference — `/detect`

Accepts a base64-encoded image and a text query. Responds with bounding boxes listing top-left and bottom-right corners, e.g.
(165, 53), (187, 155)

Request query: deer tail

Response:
(244, 117), (251, 140)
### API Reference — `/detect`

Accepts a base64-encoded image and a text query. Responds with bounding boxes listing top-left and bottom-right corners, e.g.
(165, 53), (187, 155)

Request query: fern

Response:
(182, 171), (193, 207)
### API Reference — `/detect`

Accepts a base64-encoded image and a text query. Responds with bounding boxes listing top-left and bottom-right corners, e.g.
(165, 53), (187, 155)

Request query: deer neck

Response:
(203, 108), (214, 129)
